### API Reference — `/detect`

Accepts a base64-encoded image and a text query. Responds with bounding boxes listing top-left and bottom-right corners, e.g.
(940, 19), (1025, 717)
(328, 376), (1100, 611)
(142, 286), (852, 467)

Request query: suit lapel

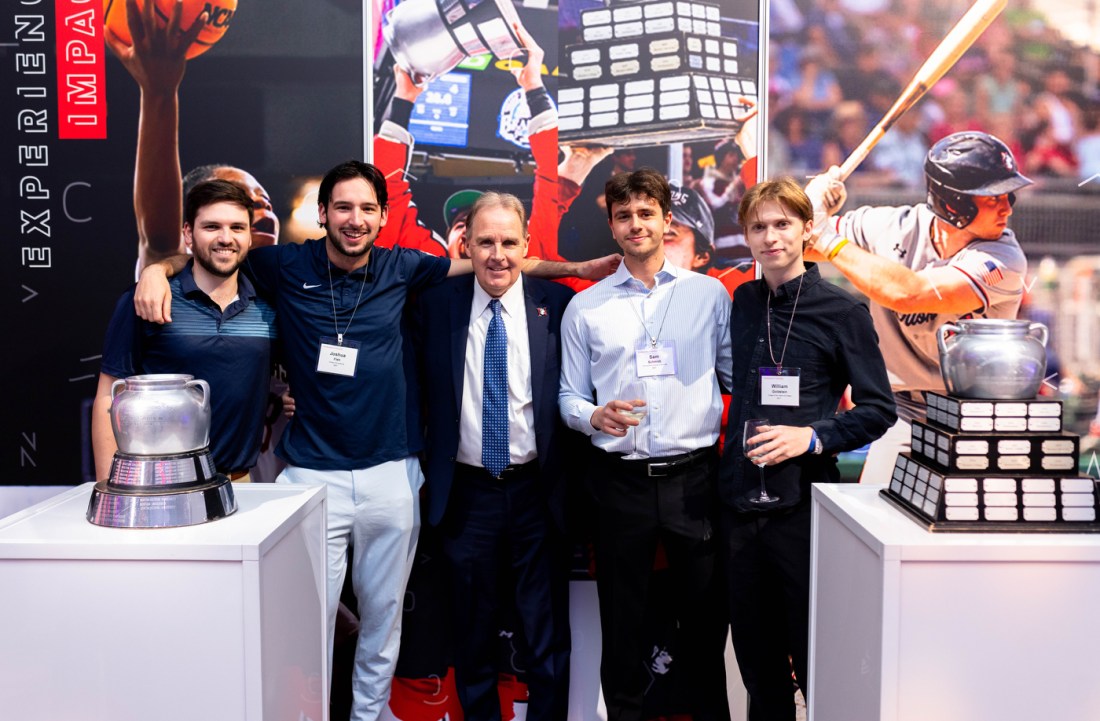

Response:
(524, 276), (548, 434)
(451, 278), (475, 412)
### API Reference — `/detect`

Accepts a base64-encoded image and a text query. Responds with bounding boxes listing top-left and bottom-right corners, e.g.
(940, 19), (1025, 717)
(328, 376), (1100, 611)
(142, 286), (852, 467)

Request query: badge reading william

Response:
(760, 367), (800, 406)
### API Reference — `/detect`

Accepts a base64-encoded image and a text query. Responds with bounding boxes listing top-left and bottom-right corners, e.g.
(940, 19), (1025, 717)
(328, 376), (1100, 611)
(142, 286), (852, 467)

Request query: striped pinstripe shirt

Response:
(559, 259), (733, 456)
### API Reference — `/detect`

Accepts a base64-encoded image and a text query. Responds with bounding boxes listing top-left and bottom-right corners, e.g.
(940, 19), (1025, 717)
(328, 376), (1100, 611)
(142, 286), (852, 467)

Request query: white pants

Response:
(278, 457), (424, 721)
(859, 417), (912, 484)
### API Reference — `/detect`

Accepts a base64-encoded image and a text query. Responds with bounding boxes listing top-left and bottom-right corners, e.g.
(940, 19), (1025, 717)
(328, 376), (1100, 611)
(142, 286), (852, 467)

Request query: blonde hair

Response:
(466, 192), (527, 235)
(738, 177), (813, 227)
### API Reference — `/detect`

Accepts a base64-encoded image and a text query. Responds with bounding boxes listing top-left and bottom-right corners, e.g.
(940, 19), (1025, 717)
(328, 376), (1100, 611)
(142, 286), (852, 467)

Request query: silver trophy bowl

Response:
(383, 0), (523, 85)
(88, 374), (237, 528)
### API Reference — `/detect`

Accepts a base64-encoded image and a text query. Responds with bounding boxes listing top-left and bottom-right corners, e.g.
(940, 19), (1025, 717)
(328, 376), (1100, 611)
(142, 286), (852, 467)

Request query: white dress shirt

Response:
(559, 260), (733, 457)
(457, 276), (538, 467)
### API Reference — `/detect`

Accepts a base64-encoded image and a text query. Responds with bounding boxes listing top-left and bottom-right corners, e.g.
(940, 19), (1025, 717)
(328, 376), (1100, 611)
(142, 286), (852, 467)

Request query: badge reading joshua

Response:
(760, 367), (799, 406)
(318, 336), (360, 377)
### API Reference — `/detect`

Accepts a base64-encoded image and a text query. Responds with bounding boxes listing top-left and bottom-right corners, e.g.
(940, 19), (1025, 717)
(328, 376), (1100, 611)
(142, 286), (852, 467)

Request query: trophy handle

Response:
(111, 379), (127, 398)
(937, 322), (959, 357)
(185, 379), (211, 413)
(1028, 322), (1049, 348)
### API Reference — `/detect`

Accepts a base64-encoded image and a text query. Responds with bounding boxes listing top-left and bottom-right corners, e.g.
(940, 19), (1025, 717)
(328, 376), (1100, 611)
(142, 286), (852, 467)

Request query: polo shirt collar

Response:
(178, 258), (256, 309)
(178, 259), (201, 296)
(314, 236), (373, 278)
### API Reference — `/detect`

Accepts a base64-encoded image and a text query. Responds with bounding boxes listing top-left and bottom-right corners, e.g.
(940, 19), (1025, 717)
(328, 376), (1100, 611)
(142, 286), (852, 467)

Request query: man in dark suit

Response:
(415, 192), (576, 721)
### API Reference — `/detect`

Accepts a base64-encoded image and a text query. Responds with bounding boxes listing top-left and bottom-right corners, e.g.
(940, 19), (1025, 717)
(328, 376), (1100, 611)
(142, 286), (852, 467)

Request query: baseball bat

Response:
(837, 0), (1007, 179)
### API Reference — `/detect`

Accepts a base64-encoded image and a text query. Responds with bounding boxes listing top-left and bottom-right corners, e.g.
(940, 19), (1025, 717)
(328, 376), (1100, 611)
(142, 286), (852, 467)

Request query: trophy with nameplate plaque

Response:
(559, 0), (757, 147)
(880, 320), (1099, 532)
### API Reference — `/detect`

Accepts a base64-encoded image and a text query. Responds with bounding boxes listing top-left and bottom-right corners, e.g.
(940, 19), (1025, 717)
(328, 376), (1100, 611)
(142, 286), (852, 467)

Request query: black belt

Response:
(605, 446), (715, 478)
(456, 459), (538, 481)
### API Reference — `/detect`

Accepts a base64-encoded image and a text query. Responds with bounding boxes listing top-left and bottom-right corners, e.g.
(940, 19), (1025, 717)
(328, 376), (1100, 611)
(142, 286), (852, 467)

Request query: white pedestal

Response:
(0, 483), (328, 721)
(809, 483), (1100, 721)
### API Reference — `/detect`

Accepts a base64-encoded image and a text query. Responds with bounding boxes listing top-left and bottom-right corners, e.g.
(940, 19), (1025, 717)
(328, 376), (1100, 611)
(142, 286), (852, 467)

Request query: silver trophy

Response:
(383, 0), (524, 85)
(87, 374), (237, 528)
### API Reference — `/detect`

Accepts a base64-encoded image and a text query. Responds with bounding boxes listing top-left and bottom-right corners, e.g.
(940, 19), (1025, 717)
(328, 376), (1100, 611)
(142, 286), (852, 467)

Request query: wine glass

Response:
(743, 419), (780, 507)
(619, 378), (648, 460)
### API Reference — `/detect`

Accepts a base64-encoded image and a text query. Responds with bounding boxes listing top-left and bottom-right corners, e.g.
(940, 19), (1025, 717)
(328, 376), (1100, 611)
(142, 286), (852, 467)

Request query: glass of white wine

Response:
(619, 378), (647, 460)
(743, 418), (780, 507)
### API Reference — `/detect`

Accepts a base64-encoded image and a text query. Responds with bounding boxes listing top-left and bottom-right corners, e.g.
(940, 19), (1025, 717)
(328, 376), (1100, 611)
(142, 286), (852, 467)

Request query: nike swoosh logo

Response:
(302, 282), (322, 290)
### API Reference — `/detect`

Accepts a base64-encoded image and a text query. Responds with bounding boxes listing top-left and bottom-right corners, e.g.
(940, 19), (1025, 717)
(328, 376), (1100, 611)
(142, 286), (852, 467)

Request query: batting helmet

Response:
(925, 131), (1032, 229)
(669, 181), (715, 253)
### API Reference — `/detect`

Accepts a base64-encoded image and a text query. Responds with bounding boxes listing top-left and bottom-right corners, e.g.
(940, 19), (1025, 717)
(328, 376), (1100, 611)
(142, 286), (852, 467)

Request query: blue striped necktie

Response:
(482, 299), (509, 477)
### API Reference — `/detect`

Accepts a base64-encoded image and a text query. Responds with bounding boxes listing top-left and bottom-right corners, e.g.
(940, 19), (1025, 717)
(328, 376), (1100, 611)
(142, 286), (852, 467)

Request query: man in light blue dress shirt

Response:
(559, 168), (734, 721)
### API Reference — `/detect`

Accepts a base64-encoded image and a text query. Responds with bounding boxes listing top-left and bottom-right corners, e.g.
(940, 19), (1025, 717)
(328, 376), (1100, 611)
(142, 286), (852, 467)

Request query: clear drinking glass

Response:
(743, 419), (780, 507)
(619, 379), (648, 460)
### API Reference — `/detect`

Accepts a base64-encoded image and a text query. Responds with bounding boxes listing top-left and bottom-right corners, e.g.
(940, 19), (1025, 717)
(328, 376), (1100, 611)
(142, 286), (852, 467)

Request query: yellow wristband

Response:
(826, 237), (850, 261)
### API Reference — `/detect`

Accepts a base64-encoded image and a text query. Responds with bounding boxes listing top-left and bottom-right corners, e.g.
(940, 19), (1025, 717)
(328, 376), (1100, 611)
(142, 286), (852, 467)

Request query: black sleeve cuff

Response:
(526, 87), (553, 117)
(387, 97), (414, 129)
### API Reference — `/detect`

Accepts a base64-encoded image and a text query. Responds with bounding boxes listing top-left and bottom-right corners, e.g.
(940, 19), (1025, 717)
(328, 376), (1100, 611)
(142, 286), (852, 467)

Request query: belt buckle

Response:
(647, 461), (671, 478)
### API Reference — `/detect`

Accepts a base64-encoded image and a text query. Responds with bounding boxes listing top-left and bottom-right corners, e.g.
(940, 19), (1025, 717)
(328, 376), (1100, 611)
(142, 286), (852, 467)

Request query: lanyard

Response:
(327, 261), (368, 345)
(627, 277), (679, 348)
(765, 272), (804, 372)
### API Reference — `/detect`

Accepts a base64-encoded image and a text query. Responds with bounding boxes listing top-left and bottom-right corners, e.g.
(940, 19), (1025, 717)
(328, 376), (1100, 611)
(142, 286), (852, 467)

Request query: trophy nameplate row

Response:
(558, 73), (757, 143)
(579, 0), (722, 42)
(924, 390), (1062, 433)
(564, 32), (740, 84)
(881, 386), (1098, 532)
(910, 420), (1079, 474)
(885, 453), (1099, 530)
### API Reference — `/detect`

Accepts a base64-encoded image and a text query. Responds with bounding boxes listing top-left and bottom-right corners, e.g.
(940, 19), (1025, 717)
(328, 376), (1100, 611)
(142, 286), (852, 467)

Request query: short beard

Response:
(193, 250), (241, 279)
(326, 224), (374, 259)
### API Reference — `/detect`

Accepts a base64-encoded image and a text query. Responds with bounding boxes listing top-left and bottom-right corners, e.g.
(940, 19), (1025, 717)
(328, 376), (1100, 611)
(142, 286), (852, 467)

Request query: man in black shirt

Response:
(721, 178), (896, 720)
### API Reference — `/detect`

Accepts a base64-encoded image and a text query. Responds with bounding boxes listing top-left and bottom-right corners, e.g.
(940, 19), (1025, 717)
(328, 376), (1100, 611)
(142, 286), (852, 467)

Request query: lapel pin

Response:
(536, 306), (548, 317)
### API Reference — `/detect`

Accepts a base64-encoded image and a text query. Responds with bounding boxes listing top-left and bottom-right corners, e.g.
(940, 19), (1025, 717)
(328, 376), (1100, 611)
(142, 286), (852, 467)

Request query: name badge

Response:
(760, 367), (800, 406)
(635, 341), (677, 377)
(318, 336), (360, 377)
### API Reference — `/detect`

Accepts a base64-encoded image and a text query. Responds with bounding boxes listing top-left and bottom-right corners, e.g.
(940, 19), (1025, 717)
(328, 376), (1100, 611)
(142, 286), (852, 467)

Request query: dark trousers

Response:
(591, 448), (729, 721)
(721, 501), (812, 721)
(442, 462), (569, 721)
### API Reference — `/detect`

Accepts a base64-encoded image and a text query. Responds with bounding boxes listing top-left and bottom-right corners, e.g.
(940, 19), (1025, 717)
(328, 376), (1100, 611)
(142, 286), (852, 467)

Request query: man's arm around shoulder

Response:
(134, 254), (189, 323)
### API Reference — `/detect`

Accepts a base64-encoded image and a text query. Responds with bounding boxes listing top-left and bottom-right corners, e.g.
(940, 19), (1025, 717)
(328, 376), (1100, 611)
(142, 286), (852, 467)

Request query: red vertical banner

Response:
(54, 0), (106, 139)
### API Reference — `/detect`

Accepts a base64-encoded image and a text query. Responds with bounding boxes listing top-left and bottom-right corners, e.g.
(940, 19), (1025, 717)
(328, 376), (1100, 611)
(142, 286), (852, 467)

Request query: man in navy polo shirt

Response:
(134, 159), (614, 721)
(92, 179), (276, 482)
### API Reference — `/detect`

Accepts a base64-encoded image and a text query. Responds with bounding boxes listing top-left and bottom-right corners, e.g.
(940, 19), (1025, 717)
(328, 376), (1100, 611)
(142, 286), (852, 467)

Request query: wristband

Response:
(807, 429), (817, 454)
(525, 87), (553, 117)
(826, 237), (850, 261)
(387, 97), (414, 129)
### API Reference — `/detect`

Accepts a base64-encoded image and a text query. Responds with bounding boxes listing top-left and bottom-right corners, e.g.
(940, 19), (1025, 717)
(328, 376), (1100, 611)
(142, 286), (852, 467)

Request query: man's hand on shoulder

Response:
(578, 253), (622, 281)
(134, 257), (185, 323)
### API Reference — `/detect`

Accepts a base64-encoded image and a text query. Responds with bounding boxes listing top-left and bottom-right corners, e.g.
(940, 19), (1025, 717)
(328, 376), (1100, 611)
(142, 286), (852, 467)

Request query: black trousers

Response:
(442, 462), (570, 721)
(721, 501), (812, 721)
(590, 448), (730, 721)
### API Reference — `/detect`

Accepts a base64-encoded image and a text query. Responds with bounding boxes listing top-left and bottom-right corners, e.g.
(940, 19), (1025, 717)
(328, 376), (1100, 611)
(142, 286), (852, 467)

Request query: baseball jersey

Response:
(836, 203), (1026, 404)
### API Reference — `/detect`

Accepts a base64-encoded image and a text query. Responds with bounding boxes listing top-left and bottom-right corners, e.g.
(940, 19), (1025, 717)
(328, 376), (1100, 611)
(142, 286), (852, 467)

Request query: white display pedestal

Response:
(0, 482), (328, 721)
(809, 483), (1100, 721)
